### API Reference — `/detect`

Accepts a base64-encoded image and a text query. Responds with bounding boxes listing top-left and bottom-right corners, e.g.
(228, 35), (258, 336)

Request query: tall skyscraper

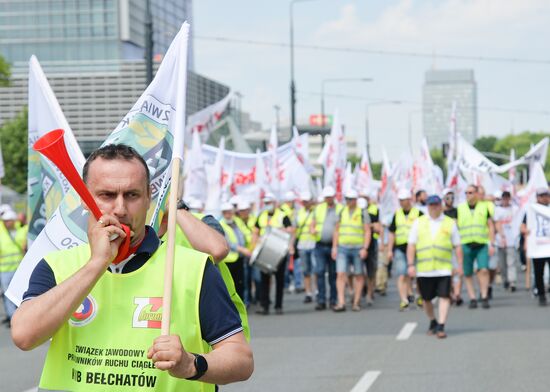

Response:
(423, 69), (477, 149)
(0, 0), (234, 154)
(0, 0), (194, 69)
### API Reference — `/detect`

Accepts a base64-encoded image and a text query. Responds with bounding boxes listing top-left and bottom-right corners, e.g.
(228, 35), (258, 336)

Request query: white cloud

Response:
(315, 0), (550, 52)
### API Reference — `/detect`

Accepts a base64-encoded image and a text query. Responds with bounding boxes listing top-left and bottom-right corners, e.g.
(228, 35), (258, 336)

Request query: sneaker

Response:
(435, 324), (447, 339)
(407, 295), (415, 304)
(256, 308), (269, 315)
(352, 304), (361, 312)
(315, 303), (327, 311)
(455, 296), (464, 307)
(468, 299), (478, 309)
(399, 301), (409, 312)
(503, 282), (510, 290)
(427, 319), (438, 336)
(510, 286), (516, 293)
(481, 298), (490, 309)
(539, 297), (547, 307)
(366, 297), (374, 307)
(275, 308), (284, 315)
(304, 295), (313, 304)
(416, 297), (424, 307)
(488, 286), (493, 300)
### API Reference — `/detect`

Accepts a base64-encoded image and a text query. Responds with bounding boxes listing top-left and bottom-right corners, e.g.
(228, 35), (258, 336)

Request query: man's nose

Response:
(113, 194), (127, 216)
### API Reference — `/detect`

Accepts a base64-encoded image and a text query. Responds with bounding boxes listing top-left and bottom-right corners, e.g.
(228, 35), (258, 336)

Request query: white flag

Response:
(186, 91), (232, 143)
(8, 23), (192, 306)
(27, 55), (85, 246)
(379, 149), (398, 225)
(183, 130), (208, 203)
(527, 204), (550, 259)
(204, 137), (225, 214)
(355, 148), (374, 195)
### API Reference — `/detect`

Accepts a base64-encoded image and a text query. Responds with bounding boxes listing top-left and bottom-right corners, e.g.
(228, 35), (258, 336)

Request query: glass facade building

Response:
(423, 69), (477, 149)
(0, 0), (193, 69)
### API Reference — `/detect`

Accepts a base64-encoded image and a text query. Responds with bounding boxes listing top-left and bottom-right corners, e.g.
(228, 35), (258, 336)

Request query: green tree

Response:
(430, 148), (447, 178)
(474, 136), (498, 153)
(0, 54), (11, 87)
(0, 107), (27, 193)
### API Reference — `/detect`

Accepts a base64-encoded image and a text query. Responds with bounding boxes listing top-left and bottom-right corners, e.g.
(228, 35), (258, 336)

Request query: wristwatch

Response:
(186, 353), (208, 381)
(177, 199), (190, 211)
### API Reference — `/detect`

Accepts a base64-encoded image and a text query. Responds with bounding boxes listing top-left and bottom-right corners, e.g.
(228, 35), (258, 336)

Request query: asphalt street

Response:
(1, 270), (550, 392)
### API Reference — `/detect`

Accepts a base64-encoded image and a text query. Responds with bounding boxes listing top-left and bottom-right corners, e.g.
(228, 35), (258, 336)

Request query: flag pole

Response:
(161, 22), (189, 336)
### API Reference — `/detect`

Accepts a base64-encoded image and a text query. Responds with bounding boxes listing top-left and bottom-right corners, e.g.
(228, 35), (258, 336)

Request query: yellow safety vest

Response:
(280, 204), (294, 225)
(0, 222), (26, 273)
(234, 216), (252, 249)
(415, 215), (454, 274)
(367, 203), (379, 240)
(219, 220), (239, 263)
(257, 209), (285, 236)
(338, 206), (365, 247)
(296, 208), (316, 243)
(457, 202), (491, 244)
(313, 202), (343, 242)
(40, 243), (213, 391)
(395, 208), (420, 246)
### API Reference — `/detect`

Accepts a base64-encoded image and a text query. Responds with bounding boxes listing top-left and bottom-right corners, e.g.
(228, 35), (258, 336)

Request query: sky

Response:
(192, 0), (550, 161)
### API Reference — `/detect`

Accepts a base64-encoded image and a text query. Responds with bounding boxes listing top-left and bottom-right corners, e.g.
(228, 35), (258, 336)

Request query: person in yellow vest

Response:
(311, 186), (343, 310)
(280, 191), (296, 226)
(235, 200), (258, 306)
(254, 193), (294, 315)
(219, 202), (251, 300)
(407, 195), (463, 339)
(295, 192), (317, 304)
(479, 186), (498, 300)
(0, 209), (27, 326)
(387, 189), (423, 311)
(11, 144), (253, 390)
(457, 184), (495, 309)
(332, 189), (371, 312)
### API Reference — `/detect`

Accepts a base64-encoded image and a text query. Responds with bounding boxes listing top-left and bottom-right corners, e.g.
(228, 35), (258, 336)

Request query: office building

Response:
(423, 69), (477, 148)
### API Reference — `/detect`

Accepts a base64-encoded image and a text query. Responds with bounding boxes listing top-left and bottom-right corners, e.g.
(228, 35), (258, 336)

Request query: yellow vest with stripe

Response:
(367, 204), (379, 240)
(313, 202), (343, 242)
(39, 243), (213, 391)
(338, 206), (365, 246)
(234, 216), (252, 249)
(166, 220), (250, 342)
(395, 208), (420, 246)
(0, 222), (26, 273)
(296, 208), (316, 242)
(415, 215), (454, 274)
(457, 202), (491, 244)
(257, 209), (285, 236)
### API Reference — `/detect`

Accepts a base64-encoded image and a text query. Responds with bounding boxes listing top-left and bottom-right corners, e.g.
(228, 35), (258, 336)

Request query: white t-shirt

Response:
(494, 205), (518, 248)
(408, 214), (461, 277)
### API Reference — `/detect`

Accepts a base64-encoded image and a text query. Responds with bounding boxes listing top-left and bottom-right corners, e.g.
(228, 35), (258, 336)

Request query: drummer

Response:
(254, 193), (294, 315)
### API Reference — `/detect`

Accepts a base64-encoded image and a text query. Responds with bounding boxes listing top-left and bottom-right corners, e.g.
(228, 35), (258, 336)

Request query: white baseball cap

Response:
(283, 191), (295, 202)
(221, 202), (234, 212)
(263, 192), (276, 202)
(229, 195), (241, 205)
(2, 210), (17, 221)
(237, 200), (251, 210)
(299, 191), (312, 201)
(397, 189), (412, 200)
(344, 189), (359, 199)
(322, 186), (336, 198)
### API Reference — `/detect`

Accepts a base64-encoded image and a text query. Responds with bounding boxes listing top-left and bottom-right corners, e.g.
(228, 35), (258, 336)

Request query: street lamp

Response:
(320, 77), (373, 127)
(273, 105), (281, 131)
(290, 0), (322, 129)
(365, 100), (402, 158)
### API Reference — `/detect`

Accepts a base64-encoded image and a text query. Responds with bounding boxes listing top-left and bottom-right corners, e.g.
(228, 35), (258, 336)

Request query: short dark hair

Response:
(467, 184), (479, 193)
(83, 144), (150, 184)
(501, 191), (511, 198)
(415, 190), (426, 198)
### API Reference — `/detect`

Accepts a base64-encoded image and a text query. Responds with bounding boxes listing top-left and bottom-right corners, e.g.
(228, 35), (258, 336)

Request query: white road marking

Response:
(350, 370), (382, 392)
(21, 388), (37, 392)
(396, 322), (417, 340)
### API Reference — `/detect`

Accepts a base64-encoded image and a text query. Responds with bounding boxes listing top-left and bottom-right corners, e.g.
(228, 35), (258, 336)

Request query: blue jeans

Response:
(300, 249), (315, 276)
(315, 243), (336, 305)
(336, 246), (364, 275)
(1, 271), (17, 319)
(285, 254), (304, 290)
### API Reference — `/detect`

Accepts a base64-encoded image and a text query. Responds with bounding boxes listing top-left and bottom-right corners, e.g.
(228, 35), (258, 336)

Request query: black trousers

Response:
(260, 255), (288, 310)
(227, 256), (245, 300)
(533, 257), (550, 298)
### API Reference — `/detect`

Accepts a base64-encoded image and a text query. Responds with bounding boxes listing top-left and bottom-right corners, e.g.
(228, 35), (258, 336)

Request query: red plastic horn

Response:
(33, 129), (131, 264)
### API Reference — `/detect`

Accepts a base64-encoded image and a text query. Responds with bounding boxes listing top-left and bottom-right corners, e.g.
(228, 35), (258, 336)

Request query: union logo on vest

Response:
(70, 295), (98, 327)
(133, 297), (163, 329)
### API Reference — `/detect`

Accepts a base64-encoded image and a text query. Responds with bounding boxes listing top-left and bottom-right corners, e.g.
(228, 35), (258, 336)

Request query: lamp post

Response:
(365, 100), (402, 158)
(290, 0), (322, 129)
(273, 105), (281, 131)
(320, 77), (373, 127)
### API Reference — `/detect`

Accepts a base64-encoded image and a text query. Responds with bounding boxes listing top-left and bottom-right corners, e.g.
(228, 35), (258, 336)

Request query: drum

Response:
(250, 227), (292, 274)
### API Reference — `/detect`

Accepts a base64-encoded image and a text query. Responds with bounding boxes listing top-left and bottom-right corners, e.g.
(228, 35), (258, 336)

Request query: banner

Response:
(527, 204), (550, 259)
(186, 91), (232, 143)
(413, 138), (443, 195)
(183, 130), (207, 203)
(26, 55), (85, 246)
(318, 111), (346, 199)
(204, 137), (225, 214)
(7, 23), (191, 306)
(379, 149), (398, 225)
